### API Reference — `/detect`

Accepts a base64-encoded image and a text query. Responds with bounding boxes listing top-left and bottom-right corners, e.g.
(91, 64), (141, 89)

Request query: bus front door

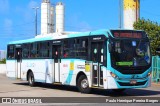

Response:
(91, 42), (105, 87)
(15, 48), (22, 79)
(52, 45), (61, 83)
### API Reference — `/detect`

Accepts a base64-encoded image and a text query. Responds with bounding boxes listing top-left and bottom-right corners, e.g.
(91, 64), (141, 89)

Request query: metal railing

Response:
(152, 56), (160, 83)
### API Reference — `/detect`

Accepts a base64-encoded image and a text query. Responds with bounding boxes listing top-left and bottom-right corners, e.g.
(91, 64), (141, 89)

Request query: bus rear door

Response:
(91, 41), (105, 87)
(52, 45), (62, 83)
(15, 46), (22, 79)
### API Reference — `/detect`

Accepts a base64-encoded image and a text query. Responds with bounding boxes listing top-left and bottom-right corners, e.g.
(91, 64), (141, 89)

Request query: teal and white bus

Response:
(6, 29), (152, 93)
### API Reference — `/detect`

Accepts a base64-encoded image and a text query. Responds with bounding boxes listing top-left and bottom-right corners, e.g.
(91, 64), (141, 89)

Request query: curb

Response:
(151, 82), (160, 86)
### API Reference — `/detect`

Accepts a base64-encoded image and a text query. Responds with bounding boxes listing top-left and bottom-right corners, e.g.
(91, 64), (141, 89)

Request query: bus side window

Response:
(63, 39), (75, 58)
(30, 43), (41, 58)
(7, 45), (15, 59)
(76, 38), (88, 59)
(22, 44), (30, 58)
(63, 51), (68, 58)
(39, 42), (50, 58)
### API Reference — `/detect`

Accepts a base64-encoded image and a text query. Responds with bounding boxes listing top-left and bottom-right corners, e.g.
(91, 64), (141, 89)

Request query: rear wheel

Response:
(77, 75), (91, 93)
(28, 72), (35, 87)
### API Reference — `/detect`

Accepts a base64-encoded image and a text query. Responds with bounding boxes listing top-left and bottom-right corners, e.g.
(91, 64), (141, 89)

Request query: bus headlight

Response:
(110, 72), (117, 78)
(147, 72), (151, 77)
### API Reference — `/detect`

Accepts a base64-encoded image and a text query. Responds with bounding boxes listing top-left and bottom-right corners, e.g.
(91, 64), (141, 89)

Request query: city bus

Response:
(6, 29), (152, 93)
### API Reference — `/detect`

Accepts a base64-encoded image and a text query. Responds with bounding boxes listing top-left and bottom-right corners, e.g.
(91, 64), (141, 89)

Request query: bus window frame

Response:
(21, 40), (52, 59)
(7, 44), (15, 60)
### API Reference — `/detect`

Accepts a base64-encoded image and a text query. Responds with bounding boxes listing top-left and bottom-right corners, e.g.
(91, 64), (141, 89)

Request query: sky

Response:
(0, 0), (160, 50)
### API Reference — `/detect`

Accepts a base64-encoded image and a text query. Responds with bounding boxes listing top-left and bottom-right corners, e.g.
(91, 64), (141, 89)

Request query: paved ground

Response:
(0, 74), (160, 97)
(0, 74), (160, 106)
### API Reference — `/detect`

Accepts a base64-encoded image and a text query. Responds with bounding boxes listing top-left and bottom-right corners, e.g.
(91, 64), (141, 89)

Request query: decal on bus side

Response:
(65, 61), (74, 84)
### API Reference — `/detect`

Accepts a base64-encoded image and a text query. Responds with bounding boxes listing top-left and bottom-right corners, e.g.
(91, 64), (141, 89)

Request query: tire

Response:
(28, 72), (35, 87)
(112, 89), (126, 93)
(77, 75), (91, 93)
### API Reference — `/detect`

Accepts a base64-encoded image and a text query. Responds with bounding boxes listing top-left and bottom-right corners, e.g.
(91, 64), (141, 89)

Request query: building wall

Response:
(0, 64), (6, 74)
(55, 2), (64, 33)
(41, 1), (54, 35)
(124, 0), (140, 29)
(0, 50), (6, 61)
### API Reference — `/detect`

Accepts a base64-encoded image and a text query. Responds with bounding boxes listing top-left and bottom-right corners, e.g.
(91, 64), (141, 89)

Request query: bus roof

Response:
(8, 29), (144, 45)
(8, 29), (110, 44)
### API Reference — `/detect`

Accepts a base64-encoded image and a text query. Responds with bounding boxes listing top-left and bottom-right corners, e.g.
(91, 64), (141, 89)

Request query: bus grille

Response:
(117, 81), (147, 86)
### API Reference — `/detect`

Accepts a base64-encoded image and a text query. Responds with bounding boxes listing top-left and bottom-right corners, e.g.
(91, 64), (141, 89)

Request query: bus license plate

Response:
(130, 80), (137, 84)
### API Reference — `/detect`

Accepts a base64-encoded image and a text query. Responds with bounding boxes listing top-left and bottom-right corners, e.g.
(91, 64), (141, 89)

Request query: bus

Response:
(6, 29), (152, 93)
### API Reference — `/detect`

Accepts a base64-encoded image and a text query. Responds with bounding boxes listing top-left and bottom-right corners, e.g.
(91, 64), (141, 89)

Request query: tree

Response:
(133, 18), (160, 55)
(0, 58), (6, 64)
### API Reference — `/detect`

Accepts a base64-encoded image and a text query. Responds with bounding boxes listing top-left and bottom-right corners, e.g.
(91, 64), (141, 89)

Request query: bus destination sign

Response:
(111, 30), (146, 39)
(113, 32), (142, 38)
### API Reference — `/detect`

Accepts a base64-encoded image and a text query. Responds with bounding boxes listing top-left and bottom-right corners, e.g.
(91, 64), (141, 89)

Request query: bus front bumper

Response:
(105, 76), (151, 89)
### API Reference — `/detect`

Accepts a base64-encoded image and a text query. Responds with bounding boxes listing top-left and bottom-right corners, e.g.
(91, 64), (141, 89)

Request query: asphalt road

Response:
(0, 74), (160, 106)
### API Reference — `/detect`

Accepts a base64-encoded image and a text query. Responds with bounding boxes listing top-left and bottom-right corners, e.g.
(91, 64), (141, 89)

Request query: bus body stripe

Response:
(65, 60), (74, 84)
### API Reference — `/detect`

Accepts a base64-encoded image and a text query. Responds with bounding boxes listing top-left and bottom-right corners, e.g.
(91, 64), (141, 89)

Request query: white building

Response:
(0, 50), (6, 61)
(41, 0), (54, 35)
(55, 2), (65, 33)
(41, 0), (65, 35)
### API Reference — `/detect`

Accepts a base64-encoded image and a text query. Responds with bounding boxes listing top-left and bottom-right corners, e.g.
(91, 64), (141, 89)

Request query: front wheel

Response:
(28, 72), (35, 87)
(77, 75), (91, 93)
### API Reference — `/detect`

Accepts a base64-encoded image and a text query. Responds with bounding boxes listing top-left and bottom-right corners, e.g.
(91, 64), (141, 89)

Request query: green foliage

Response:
(0, 58), (6, 64)
(133, 18), (160, 55)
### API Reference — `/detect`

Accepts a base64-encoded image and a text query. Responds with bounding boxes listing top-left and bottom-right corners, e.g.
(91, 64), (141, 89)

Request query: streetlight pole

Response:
(32, 7), (39, 36)
(119, 0), (122, 29)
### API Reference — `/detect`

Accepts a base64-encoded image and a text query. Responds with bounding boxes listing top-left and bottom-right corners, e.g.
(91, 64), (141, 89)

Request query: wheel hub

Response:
(81, 79), (88, 89)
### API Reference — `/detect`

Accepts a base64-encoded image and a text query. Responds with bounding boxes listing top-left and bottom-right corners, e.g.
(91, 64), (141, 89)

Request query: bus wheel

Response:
(112, 89), (126, 93)
(77, 75), (91, 93)
(28, 72), (35, 87)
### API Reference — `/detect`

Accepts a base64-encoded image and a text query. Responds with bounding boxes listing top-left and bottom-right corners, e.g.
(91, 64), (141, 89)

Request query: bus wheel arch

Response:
(76, 72), (91, 93)
(27, 70), (35, 87)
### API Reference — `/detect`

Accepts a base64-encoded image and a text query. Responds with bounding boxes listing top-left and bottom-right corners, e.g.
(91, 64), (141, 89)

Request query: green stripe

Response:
(116, 61), (133, 66)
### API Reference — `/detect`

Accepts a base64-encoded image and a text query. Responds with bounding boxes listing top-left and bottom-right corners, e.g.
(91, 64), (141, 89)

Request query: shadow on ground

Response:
(13, 82), (160, 97)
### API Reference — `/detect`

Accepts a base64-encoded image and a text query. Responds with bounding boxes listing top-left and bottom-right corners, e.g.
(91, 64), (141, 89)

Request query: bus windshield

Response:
(110, 39), (151, 67)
